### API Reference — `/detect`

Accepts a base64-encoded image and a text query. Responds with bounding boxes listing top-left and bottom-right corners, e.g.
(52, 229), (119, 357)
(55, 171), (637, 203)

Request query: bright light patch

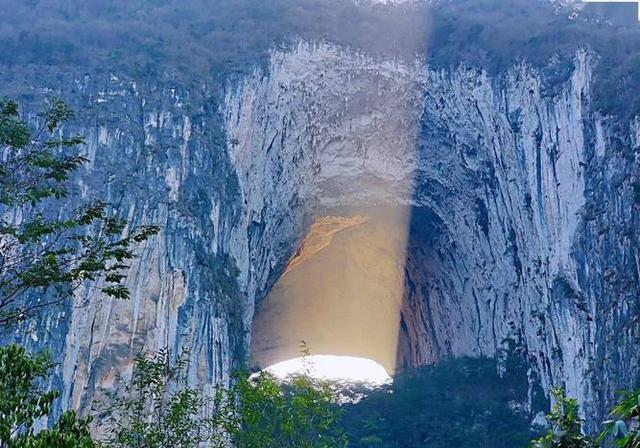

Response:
(263, 355), (392, 386)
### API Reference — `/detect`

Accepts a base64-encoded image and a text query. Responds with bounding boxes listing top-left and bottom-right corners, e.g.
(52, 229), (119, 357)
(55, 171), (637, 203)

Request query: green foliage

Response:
(427, 0), (640, 118)
(529, 389), (595, 448)
(0, 0), (427, 85)
(599, 391), (640, 448)
(0, 98), (158, 445)
(219, 371), (348, 448)
(0, 98), (159, 325)
(104, 351), (346, 448)
(104, 350), (215, 448)
(342, 357), (540, 448)
(1, 0), (639, 118)
(0, 344), (95, 447)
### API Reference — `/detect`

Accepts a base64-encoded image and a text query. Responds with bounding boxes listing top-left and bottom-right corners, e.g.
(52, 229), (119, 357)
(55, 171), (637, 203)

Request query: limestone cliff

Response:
(225, 44), (639, 428)
(2, 26), (638, 434)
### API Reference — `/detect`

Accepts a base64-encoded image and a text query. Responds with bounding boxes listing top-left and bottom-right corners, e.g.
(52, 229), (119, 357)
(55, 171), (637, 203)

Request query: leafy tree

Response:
(220, 371), (348, 448)
(599, 391), (640, 448)
(103, 350), (216, 448)
(529, 388), (595, 448)
(105, 350), (347, 448)
(0, 98), (157, 445)
(0, 344), (95, 448)
(0, 97), (158, 325)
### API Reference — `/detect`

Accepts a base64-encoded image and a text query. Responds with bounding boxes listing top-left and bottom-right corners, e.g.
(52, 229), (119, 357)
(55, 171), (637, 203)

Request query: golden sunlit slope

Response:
(283, 216), (369, 276)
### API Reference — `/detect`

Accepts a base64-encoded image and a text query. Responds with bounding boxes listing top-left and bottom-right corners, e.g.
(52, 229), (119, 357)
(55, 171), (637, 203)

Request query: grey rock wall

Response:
(225, 44), (639, 429)
(4, 40), (638, 431)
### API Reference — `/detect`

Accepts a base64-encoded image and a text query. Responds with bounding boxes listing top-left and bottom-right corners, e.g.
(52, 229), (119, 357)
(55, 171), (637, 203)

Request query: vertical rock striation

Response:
(5, 77), (247, 419)
(225, 45), (639, 428)
(4, 40), (638, 431)
(398, 52), (639, 428)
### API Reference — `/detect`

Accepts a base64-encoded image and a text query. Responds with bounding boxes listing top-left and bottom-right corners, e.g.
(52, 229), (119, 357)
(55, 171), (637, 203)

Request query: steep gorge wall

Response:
(397, 53), (639, 427)
(4, 40), (638, 430)
(225, 44), (639, 428)
(6, 79), (248, 417)
(410, 55), (639, 427)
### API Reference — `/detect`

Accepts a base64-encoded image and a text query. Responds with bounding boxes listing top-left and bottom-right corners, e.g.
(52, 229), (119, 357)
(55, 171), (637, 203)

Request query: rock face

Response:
(7, 78), (248, 418)
(226, 43), (639, 428)
(4, 39), (639, 431)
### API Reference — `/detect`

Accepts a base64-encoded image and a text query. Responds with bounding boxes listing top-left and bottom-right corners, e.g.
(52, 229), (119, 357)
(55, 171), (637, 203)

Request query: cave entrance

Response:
(250, 206), (411, 383)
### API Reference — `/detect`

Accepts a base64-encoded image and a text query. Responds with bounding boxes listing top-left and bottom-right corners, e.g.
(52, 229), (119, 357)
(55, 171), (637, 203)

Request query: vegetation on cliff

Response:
(0, 98), (345, 447)
(1, 0), (639, 118)
(103, 350), (347, 448)
(0, 344), (95, 447)
(342, 356), (544, 448)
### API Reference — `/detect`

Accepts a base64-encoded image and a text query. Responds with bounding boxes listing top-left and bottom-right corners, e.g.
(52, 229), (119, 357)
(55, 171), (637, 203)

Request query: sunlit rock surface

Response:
(250, 210), (410, 374)
(3, 38), (638, 433)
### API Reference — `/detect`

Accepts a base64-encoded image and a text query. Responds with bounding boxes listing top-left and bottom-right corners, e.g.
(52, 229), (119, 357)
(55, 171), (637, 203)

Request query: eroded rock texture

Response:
(4, 39), (638, 431)
(226, 44), (639, 428)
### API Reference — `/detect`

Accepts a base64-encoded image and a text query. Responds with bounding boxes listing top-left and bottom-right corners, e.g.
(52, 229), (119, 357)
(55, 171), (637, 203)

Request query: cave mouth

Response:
(250, 207), (412, 377)
(262, 355), (392, 386)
